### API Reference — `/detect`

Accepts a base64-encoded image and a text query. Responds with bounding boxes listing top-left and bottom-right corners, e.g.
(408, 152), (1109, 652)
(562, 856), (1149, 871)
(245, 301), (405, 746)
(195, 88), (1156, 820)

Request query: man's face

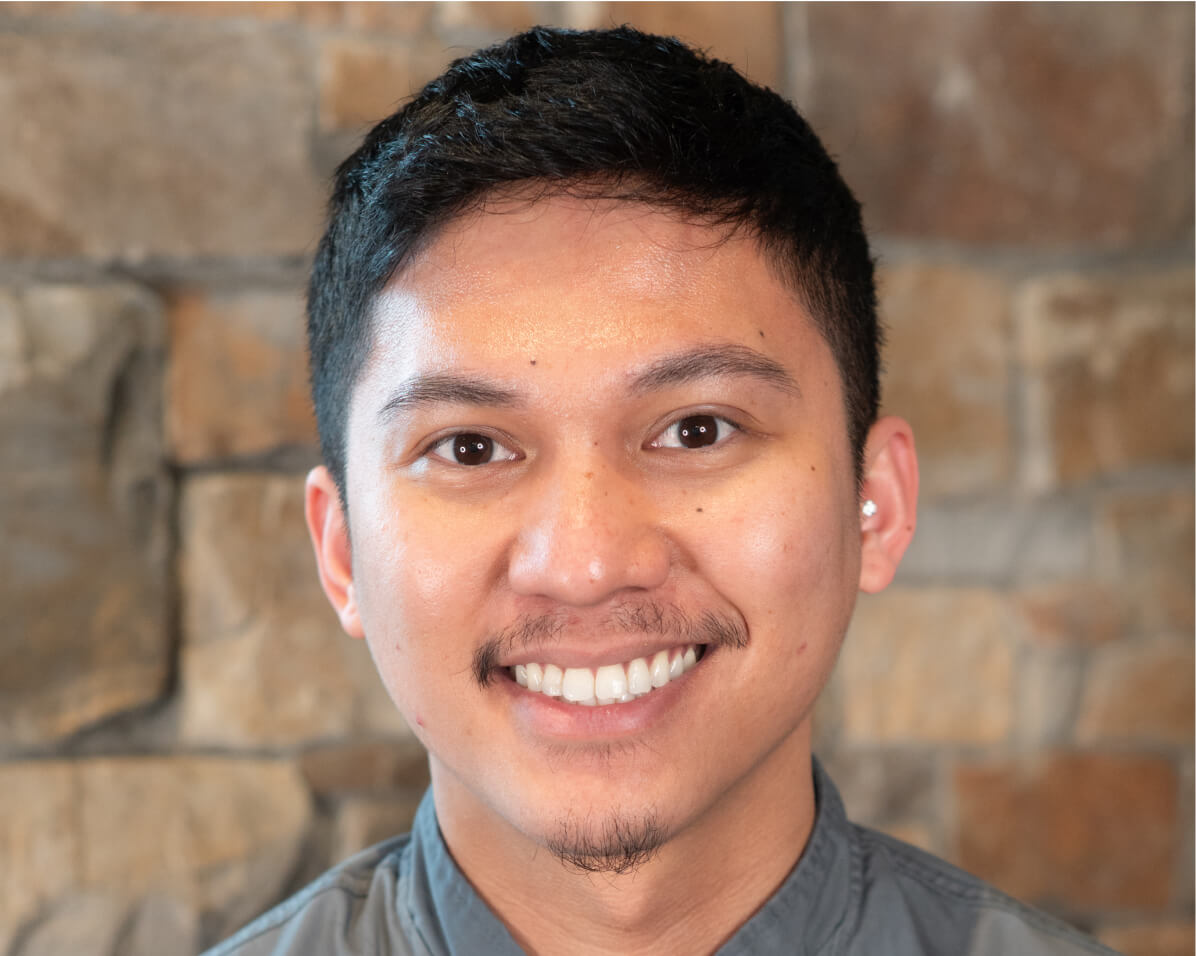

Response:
(335, 197), (866, 867)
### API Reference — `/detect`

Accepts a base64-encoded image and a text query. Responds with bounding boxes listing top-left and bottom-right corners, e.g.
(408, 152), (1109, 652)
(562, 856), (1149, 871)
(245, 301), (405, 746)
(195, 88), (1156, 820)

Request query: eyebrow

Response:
(376, 343), (799, 424)
(377, 373), (525, 423)
(630, 344), (800, 396)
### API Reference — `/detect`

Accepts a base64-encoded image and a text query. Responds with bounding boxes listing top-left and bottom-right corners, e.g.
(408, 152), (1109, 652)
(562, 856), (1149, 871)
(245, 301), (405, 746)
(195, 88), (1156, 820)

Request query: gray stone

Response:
(0, 16), (323, 258)
(0, 283), (171, 749)
(0, 757), (312, 955)
(178, 474), (413, 747)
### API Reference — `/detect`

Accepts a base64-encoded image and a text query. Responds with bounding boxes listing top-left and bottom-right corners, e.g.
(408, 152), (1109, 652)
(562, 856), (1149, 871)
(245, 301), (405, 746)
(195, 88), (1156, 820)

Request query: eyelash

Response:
(421, 413), (744, 468)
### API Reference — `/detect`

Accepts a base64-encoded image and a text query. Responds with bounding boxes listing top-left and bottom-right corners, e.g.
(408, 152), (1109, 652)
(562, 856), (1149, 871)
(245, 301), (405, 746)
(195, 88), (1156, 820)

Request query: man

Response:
(209, 26), (1116, 956)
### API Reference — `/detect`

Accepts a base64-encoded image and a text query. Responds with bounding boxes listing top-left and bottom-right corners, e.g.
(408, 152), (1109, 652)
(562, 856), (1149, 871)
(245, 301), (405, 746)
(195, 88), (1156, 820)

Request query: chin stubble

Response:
(545, 809), (668, 876)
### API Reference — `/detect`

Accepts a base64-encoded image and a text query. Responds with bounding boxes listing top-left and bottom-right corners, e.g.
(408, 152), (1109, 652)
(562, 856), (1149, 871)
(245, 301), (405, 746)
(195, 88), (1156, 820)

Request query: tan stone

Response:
(0, 20), (323, 257)
(300, 738), (430, 797)
(953, 753), (1178, 910)
(565, 2), (783, 89)
(840, 589), (1014, 743)
(1099, 922), (1196, 956)
(794, 4), (1194, 244)
(1076, 638), (1194, 745)
(166, 287), (316, 463)
(1017, 270), (1194, 487)
(0, 283), (171, 748)
(1098, 490), (1195, 641)
(332, 793), (425, 862)
(319, 37), (444, 132)
(0, 758), (311, 952)
(434, 2), (542, 35)
(878, 263), (1011, 497)
(179, 474), (412, 746)
(1017, 579), (1124, 646)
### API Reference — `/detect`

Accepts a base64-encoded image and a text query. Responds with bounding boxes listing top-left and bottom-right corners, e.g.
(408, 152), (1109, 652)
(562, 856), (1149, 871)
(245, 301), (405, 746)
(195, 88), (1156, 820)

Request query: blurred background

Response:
(0, 3), (1191, 954)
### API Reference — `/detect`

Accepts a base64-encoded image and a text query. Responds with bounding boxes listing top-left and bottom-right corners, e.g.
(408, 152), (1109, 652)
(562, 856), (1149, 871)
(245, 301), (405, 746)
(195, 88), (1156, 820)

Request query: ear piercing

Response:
(861, 499), (878, 518)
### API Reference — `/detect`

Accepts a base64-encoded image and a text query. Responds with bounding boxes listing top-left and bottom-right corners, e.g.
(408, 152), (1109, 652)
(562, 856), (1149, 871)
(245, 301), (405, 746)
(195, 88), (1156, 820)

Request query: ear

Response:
(305, 465), (365, 639)
(857, 416), (919, 594)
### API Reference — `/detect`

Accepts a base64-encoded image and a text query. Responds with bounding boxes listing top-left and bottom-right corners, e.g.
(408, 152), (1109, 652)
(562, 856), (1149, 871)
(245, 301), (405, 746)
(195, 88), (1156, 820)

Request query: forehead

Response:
(365, 196), (815, 374)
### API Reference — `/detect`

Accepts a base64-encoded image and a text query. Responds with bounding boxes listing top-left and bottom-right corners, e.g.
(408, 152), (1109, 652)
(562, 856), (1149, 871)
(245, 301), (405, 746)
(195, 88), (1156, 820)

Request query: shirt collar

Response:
(402, 756), (853, 955)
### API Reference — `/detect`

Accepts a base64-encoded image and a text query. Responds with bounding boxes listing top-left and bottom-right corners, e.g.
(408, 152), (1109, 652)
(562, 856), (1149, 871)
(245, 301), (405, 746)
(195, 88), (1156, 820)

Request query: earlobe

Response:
(857, 416), (919, 594)
(305, 466), (365, 639)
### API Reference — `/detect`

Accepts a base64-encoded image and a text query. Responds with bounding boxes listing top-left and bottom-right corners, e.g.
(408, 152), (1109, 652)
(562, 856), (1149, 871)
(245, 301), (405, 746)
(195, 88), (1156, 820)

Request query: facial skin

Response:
(306, 196), (917, 954)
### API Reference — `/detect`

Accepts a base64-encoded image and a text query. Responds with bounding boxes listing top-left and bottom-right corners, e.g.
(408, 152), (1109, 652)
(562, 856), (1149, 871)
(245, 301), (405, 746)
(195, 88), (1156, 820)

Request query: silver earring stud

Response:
(861, 499), (878, 518)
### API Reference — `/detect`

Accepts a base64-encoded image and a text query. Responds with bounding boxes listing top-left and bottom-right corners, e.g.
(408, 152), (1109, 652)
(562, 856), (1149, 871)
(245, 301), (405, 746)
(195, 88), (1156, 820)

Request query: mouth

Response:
(509, 644), (706, 706)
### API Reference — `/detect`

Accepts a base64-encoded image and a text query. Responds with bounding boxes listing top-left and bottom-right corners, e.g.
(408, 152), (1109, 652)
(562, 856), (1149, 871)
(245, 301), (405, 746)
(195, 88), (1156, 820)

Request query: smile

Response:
(510, 644), (704, 706)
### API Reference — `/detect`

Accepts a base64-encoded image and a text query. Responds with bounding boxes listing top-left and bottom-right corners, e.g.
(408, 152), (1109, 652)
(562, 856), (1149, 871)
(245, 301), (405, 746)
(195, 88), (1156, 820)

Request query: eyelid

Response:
(421, 429), (522, 465)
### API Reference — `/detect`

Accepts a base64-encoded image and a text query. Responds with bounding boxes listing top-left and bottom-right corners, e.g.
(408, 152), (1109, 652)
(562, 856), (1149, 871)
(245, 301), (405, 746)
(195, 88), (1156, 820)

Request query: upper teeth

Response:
(512, 645), (700, 706)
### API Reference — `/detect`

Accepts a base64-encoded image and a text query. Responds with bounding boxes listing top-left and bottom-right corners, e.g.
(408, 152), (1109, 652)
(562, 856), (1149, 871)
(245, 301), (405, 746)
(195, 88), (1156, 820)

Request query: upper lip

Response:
(498, 639), (704, 671)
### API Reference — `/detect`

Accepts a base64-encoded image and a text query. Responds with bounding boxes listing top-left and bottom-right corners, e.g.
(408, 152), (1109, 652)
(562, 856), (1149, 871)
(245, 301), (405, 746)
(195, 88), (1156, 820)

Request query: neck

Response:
(431, 725), (817, 956)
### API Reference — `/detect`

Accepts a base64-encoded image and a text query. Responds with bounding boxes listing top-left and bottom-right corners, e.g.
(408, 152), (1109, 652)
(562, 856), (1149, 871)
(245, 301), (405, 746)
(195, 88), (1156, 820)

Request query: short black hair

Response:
(308, 25), (879, 503)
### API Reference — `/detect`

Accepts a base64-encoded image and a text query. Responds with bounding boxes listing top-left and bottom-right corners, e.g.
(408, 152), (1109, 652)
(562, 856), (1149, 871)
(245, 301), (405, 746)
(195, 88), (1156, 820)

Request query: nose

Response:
(507, 455), (672, 606)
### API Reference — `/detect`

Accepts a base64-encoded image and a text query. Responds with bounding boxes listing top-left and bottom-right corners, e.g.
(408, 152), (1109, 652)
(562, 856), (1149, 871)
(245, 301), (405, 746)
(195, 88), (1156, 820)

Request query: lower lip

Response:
(497, 650), (710, 739)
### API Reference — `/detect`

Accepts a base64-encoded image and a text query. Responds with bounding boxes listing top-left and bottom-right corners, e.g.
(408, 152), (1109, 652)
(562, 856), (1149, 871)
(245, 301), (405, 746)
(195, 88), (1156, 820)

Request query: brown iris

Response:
(453, 434), (494, 465)
(677, 415), (720, 448)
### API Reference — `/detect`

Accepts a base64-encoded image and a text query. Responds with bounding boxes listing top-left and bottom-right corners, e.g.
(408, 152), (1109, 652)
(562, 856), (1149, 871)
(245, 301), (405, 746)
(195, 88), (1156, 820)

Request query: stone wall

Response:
(0, 4), (1191, 954)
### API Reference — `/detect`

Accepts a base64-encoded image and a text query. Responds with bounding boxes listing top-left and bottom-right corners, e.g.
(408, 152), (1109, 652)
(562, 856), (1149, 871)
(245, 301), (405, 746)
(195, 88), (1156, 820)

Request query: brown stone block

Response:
(1017, 269), (1194, 487)
(300, 738), (430, 797)
(1100, 922), (1196, 956)
(0, 757), (311, 953)
(332, 793), (425, 862)
(1076, 638), (1194, 745)
(567, 2), (782, 89)
(1098, 490), (1195, 641)
(797, 4), (1194, 244)
(841, 589), (1015, 744)
(878, 263), (1012, 497)
(0, 283), (171, 749)
(1018, 579), (1124, 647)
(953, 753), (1179, 910)
(166, 287), (315, 463)
(0, 20), (323, 258)
(179, 474), (412, 746)
(319, 37), (444, 132)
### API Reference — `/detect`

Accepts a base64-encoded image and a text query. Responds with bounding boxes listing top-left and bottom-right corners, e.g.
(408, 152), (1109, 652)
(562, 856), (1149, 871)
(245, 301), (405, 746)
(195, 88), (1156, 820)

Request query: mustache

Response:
(472, 600), (749, 687)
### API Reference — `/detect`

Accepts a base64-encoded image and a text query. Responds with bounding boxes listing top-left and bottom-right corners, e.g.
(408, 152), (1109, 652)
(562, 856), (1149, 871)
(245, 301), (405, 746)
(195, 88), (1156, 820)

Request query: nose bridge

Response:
(507, 446), (669, 604)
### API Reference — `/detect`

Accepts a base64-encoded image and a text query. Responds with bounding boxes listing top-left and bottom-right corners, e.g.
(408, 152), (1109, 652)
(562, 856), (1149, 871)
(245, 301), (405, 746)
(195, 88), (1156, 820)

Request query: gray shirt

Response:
(205, 760), (1119, 955)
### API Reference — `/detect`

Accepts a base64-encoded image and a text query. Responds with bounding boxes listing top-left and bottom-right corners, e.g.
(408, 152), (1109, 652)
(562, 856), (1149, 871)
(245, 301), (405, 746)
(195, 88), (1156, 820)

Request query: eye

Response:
(650, 414), (739, 450)
(426, 432), (519, 466)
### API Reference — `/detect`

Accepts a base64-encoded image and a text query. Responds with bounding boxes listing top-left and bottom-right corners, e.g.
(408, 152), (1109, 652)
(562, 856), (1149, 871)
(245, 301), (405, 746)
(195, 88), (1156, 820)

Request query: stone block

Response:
(1097, 490), (1194, 641)
(1099, 923), (1196, 956)
(840, 589), (1014, 744)
(179, 474), (412, 746)
(898, 499), (1094, 585)
(953, 753), (1178, 910)
(0, 18), (323, 258)
(1017, 269), (1194, 488)
(300, 738), (430, 797)
(433, 1), (543, 36)
(819, 749), (937, 832)
(0, 757), (311, 953)
(567, 2), (783, 89)
(1014, 645), (1084, 745)
(793, 4), (1194, 244)
(1076, 638), (1194, 745)
(1017, 579), (1124, 647)
(166, 287), (316, 463)
(878, 263), (1012, 498)
(332, 793), (425, 862)
(318, 37), (444, 133)
(0, 283), (171, 749)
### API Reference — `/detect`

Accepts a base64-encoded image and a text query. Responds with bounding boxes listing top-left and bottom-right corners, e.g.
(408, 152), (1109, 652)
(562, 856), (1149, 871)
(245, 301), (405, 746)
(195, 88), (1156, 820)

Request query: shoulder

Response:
(201, 833), (417, 956)
(842, 824), (1122, 956)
